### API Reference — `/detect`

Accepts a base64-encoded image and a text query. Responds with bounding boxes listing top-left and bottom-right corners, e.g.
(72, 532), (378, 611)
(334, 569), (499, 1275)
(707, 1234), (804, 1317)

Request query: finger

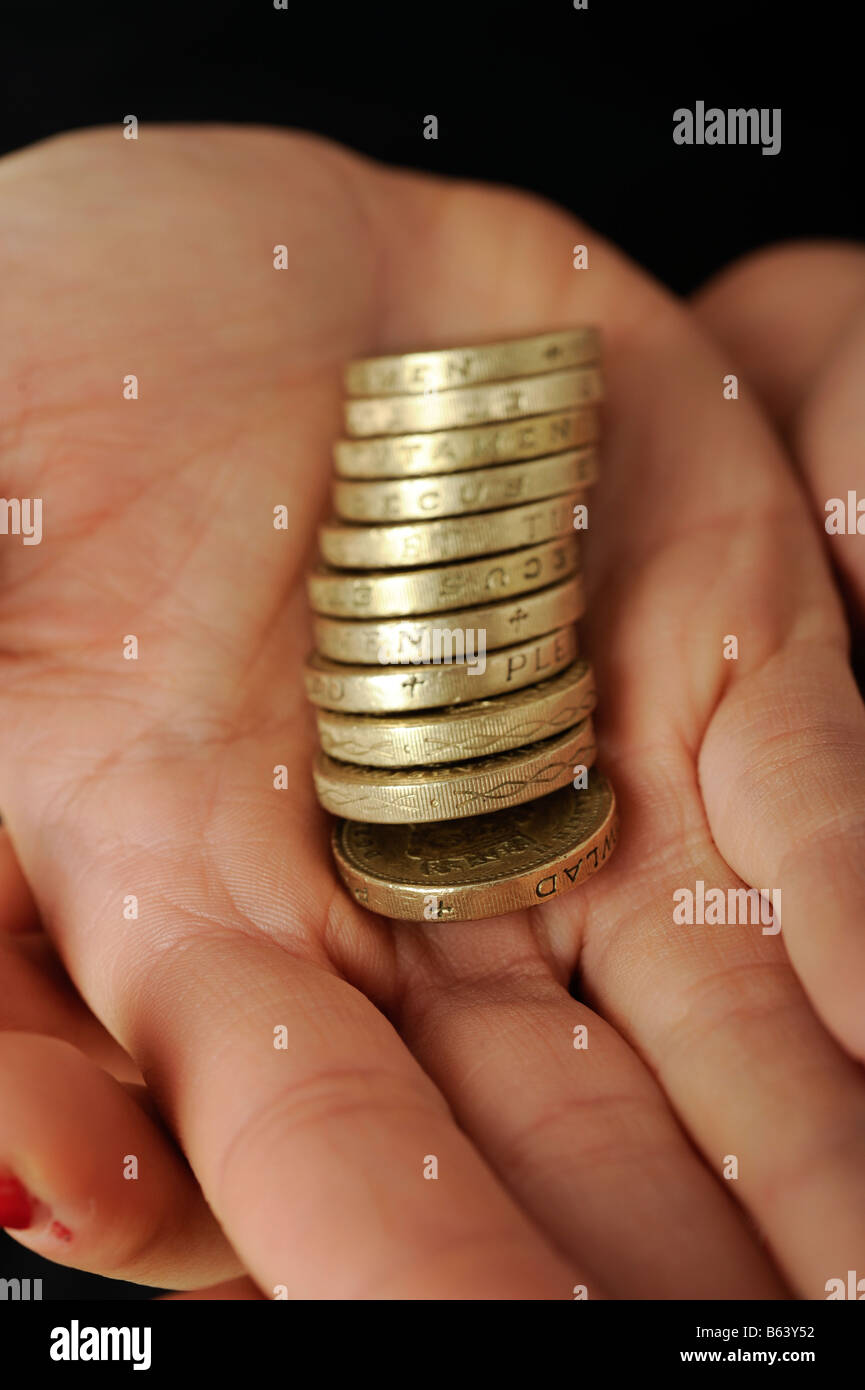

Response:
(700, 634), (865, 1061)
(0, 1033), (241, 1289)
(577, 322), (865, 1294)
(583, 828), (865, 1300)
(693, 241), (865, 623)
(0, 823), (133, 1075)
(0, 932), (139, 1082)
(7, 842), (591, 1298)
(126, 930), (588, 1300)
(692, 244), (865, 1052)
(572, 394), (865, 1297)
(692, 239), (865, 429)
(383, 916), (786, 1299)
(0, 825), (39, 933)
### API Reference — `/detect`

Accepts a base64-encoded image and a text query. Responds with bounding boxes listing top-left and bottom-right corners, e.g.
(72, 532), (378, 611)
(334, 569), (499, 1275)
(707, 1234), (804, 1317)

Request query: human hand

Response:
(1, 126), (863, 1298)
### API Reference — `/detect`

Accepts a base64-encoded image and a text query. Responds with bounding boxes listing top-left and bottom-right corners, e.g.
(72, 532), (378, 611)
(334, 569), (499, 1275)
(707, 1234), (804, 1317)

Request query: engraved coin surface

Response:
(331, 773), (618, 921)
(344, 367), (603, 436)
(344, 327), (601, 396)
(334, 407), (599, 479)
(308, 536), (580, 619)
(319, 493), (583, 569)
(316, 660), (596, 767)
(308, 327), (618, 923)
(314, 718), (595, 822)
(333, 448), (597, 523)
(303, 624), (578, 713)
(312, 576), (584, 664)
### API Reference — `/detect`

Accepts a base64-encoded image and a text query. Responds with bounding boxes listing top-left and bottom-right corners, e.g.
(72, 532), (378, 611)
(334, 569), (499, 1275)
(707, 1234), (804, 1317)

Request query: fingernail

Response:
(0, 1171), (34, 1229)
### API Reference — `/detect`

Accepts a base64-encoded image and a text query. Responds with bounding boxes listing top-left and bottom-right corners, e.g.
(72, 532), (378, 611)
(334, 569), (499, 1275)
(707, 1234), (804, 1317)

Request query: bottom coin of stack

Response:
(303, 327), (619, 921)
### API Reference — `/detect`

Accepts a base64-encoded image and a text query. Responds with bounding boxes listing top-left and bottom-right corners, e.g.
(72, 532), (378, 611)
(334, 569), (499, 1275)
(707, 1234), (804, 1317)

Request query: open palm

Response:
(1, 125), (864, 1299)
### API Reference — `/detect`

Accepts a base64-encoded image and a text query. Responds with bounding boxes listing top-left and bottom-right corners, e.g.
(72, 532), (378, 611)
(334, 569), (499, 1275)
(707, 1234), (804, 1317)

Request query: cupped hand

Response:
(1, 126), (864, 1299)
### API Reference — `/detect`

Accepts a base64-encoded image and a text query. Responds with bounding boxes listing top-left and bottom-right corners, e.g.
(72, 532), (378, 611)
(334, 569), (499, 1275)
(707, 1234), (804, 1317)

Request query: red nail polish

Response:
(0, 1172), (34, 1229)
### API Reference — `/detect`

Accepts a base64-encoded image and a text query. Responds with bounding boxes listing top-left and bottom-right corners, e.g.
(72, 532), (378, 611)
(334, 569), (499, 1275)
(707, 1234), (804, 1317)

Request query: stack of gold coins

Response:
(303, 328), (619, 922)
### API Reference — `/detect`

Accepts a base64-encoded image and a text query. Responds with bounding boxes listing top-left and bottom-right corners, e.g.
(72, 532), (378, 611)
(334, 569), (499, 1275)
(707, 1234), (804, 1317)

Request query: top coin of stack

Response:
(303, 328), (619, 922)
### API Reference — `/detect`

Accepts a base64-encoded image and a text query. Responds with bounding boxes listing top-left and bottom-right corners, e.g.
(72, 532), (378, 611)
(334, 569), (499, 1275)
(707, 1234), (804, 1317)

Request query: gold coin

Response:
(319, 492), (582, 569)
(314, 718), (596, 823)
(317, 660), (596, 767)
(344, 327), (600, 397)
(331, 773), (618, 921)
(332, 447), (597, 523)
(312, 575), (585, 664)
(308, 536), (580, 619)
(344, 367), (603, 437)
(303, 624), (578, 713)
(334, 406), (599, 479)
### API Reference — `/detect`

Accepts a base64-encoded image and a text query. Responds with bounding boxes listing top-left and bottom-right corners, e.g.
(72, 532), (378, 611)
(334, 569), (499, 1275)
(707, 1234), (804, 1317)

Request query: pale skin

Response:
(1, 126), (864, 1299)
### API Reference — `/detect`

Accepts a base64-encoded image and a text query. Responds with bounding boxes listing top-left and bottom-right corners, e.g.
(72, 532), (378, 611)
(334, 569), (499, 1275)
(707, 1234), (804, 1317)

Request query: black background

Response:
(0, 0), (860, 1302)
(1, 0), (861, 294)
